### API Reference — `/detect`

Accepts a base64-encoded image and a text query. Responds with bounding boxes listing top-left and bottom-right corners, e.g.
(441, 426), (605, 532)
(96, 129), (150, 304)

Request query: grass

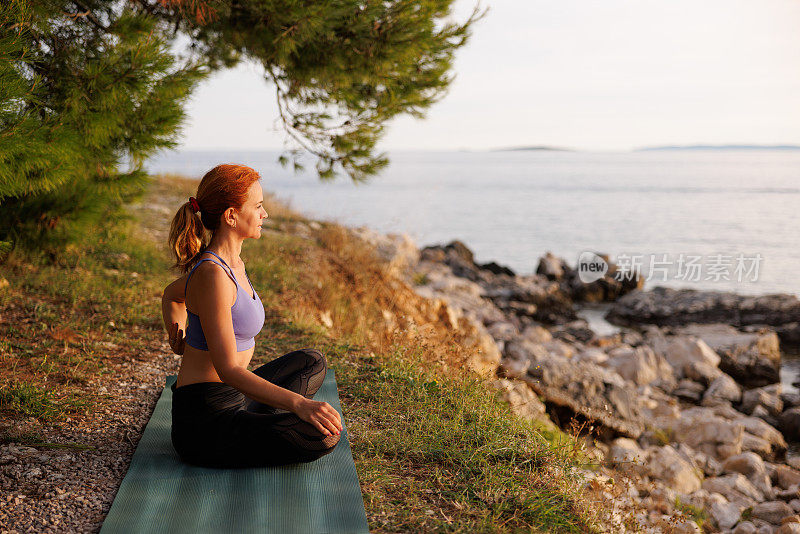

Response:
(0, 173), (638, 532)
(674, 496), (708, 529)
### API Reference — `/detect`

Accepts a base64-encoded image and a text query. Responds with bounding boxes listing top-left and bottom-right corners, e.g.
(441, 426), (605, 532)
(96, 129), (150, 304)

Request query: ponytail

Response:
(168, 201), (207, 273)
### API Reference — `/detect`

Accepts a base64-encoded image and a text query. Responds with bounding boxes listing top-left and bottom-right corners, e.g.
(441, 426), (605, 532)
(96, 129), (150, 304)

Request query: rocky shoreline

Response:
(354, 228), (800, 533)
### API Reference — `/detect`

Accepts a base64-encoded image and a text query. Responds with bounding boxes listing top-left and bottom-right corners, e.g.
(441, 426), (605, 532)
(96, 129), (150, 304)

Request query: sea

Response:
(145, 148), (800, 393)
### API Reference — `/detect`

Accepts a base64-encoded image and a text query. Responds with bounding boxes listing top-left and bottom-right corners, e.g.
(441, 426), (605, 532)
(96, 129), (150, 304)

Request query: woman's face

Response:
(236, 181), (269, 239)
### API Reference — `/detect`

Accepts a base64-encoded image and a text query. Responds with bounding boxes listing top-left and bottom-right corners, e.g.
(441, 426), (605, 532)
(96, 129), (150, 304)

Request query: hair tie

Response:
(188, 197), (200, 213)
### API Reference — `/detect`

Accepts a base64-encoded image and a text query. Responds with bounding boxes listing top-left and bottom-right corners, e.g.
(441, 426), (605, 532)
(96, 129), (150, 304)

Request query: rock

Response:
(550, 320), (596, 343)
(460, 318), (502, 377)
(609, 437), (647, 469)
(705, 374), (743, 405)
(735, 522), (758, 534)
(773, 485), (799, 500)
(703, 473), (764, 506)
(479, 261), (515, 276)
(712, 499), (746, 530)
(672, 518), (703, 533)
(520, 354), (648, 437)
(536, 251), (568, 281)
(574, 348), (608, 365)
(686, 359), (723, 385)
(654, 335), (721, 379)
(741, 385), (784, 418)
(752, 501), (794, 525)
(782, 393), (800, 410)
(676, 324), (782, 388)
(779, 408), (800, 441)
(605, 345), (674, 386)
(542, 339), (575, 360)
(520, 324), (552, 344)
(503, 339), (551, 366)
(754, 521), (775, 534)
(790, 499), (800, 513)
(498, 356), (530, 379)
(350, 228), (420, 276)
(643, 484), (677, 515)
(722, 452), (773, 499)
(741, 433), (776, 460)
(774, 466), (800, 491)
(647, 445), (703, 493)
(487, 321), (520, 343)
(489, 379), (555, 430)
(788, 456), (800, 472)
(660, 407), (745, 460)
(777, 524), (800, 534)
(673, 379), (706, 403)
(608, 287), (798, 364)
(736, 416), (788, 459)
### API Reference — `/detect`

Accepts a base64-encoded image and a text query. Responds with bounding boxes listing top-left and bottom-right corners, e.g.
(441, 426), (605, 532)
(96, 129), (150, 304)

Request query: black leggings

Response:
(171, 348), (341, 468)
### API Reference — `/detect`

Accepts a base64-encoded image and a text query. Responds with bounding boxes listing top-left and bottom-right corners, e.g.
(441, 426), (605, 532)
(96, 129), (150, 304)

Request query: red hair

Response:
(168, 164), (261, 272)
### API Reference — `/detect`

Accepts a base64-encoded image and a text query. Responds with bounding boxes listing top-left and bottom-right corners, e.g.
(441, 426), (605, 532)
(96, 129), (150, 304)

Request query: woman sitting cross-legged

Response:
(160, 163), (342, 469)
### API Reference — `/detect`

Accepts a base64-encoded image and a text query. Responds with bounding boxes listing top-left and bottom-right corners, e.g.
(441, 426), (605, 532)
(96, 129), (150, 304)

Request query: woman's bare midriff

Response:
(176, 344), (254, 388)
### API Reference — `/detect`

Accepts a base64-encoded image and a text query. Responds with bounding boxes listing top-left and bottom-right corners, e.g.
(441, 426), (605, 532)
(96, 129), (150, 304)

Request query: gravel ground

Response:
(0, 339), (180, 533)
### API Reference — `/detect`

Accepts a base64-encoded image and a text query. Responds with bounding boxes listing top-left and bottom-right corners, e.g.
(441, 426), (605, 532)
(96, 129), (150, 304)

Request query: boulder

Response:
(520, 324), (552, 344)
(573, 348), (608, 365)
(711, 498), (745, 530)
(741, 384), (784, 418)
(607, 286), (800, 364)
(736, 417), (788, 459)
(650, 335), (721, 379)
(517, 354), (648, 437)
(703, 473), (764, 507)
(779, 408), (800, 441)
(704, 374), (743, 405)
(742, 433), (776, 460)
(721, 452), (773, 499)
(656, 407), (745, 460)
(686, 359), (723, 385)
(673, 379), (706, 403)
(675, 324), (782, 388)
(647, 445), (703, 493)
(773, 466), (800, 491)
(350, 227), (420, 276)
(536, 251), (568, 281)
(608, 437), (647, 468)
(489, 378), (556, 430)
(734, 521), (758, 534)
(605, 345), (674, 386)
(752, 501), (794, 526)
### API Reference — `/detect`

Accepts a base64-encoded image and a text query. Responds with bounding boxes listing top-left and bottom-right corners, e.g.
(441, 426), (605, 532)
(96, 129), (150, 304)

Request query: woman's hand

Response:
(168, 322), (186, 355)
(294, 398), (342, 437)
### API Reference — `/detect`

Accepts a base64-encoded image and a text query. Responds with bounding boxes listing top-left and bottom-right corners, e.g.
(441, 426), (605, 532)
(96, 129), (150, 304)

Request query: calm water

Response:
(147, 149), (800, 390)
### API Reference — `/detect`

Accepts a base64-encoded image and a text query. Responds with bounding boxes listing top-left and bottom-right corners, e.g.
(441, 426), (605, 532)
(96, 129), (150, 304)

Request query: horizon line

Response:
(171, 143), (800, 154)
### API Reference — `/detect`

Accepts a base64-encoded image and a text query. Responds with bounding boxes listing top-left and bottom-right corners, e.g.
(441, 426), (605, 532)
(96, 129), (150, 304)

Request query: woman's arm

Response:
(161, 274), (189, 334)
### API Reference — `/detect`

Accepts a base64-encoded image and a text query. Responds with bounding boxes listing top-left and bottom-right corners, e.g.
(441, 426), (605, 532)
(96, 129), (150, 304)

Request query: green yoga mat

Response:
(100, 370), (369, 534)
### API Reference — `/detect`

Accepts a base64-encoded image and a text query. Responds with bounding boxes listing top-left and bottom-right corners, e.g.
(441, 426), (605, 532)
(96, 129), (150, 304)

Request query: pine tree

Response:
(0, 0), (483, 252)
(0, 0), (204, 251)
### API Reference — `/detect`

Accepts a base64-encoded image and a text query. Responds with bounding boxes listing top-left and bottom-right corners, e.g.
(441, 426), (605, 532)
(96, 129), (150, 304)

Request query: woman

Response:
(160, 164), (342, 468)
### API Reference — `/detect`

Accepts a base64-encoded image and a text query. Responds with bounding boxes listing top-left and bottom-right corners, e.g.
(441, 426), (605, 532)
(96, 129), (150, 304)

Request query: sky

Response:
(178, 0), (800, 152)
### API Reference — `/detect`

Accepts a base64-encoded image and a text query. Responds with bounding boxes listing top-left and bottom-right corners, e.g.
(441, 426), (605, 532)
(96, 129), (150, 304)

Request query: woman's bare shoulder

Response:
(188, 261), (236, 305)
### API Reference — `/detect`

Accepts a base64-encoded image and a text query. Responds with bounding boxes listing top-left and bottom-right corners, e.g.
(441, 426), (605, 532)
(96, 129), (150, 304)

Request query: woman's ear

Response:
(223, 206), (237, 228)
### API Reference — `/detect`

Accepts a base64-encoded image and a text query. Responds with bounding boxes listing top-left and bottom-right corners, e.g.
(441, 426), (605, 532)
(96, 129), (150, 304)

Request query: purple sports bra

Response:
(184, 250), (265, 352)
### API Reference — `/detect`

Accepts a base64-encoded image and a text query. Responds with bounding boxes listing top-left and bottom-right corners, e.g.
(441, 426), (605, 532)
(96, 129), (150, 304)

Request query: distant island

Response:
(635, 144), (800, 151)
(490, 145), (575, 152)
